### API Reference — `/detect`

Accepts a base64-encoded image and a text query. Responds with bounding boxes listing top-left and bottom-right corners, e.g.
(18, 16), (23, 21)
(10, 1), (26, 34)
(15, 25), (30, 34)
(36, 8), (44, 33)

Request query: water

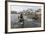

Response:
(11, 14), (41, 28)
(11, 14), (20, 23)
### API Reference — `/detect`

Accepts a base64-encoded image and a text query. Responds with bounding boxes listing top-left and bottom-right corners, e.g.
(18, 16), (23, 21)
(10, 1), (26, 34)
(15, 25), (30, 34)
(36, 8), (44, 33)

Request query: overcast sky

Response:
(11, 5), (41, 12)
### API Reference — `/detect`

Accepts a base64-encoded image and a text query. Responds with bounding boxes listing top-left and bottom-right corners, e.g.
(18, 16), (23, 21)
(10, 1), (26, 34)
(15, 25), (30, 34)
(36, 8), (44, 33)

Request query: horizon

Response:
(11, 5), (41, 12)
